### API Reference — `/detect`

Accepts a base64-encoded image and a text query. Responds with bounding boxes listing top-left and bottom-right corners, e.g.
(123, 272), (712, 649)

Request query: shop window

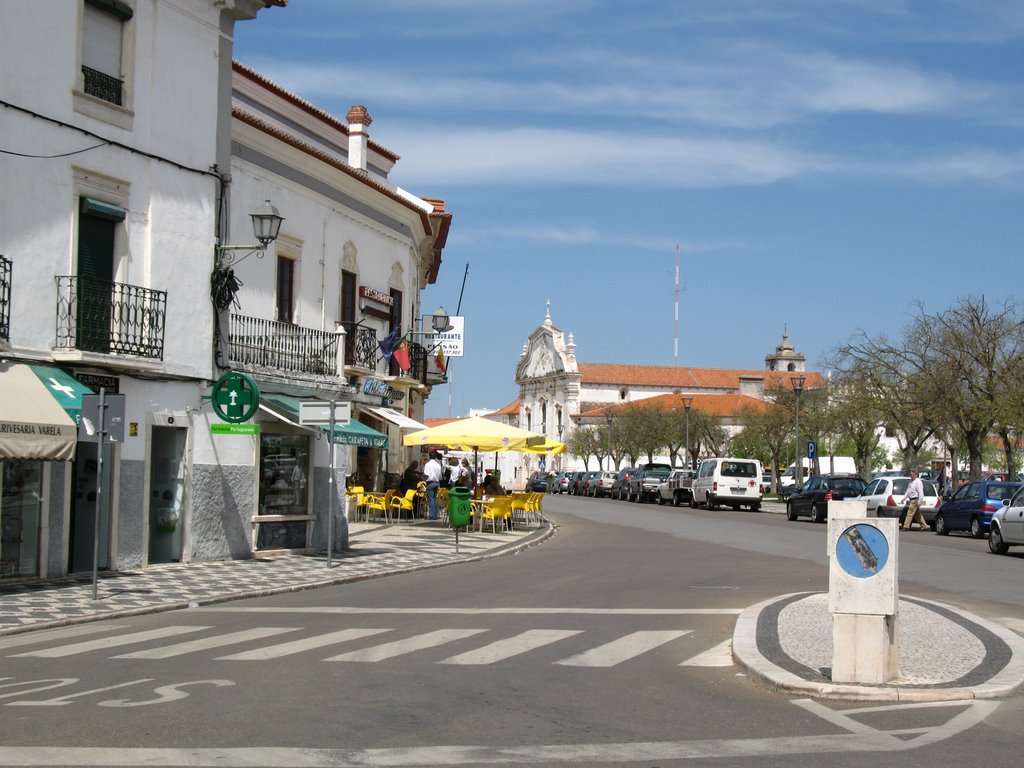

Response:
(1, 461), (42, 579)
(257, 434), (310, 550)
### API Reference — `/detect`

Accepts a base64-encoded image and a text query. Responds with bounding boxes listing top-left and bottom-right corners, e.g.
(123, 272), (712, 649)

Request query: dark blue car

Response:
(934, 480), (1022, 538)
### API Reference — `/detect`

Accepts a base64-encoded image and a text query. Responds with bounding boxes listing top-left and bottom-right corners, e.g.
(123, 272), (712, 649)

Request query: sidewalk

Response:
(0, 519), (551, 637)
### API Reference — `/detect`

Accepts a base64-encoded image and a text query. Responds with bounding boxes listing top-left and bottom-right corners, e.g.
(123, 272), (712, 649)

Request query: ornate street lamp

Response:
(215, 199), (284, 267)
(791, 375), (806, 484)
(682, 396), (694, 470)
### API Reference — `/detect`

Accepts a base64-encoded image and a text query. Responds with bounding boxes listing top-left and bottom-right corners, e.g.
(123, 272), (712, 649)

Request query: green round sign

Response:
(212, 372), (260, 424)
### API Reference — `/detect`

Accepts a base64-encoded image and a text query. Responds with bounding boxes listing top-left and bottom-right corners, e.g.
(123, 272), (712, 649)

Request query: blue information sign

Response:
(836, 523), (889, 578)
(807, 440), (817, 460)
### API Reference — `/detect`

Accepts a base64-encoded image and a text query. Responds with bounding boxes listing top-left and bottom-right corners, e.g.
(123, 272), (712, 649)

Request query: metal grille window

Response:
(81, 1), (131, 106)
(0, 256), (11, 341)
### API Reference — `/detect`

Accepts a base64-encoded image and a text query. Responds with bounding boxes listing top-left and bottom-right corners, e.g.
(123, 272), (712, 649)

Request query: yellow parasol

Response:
(402, 416), (560, 453)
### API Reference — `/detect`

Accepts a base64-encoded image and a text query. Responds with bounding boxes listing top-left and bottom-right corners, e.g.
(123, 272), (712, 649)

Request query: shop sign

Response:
(362, 378), (399, 401)
(421, 315), (465, 358)
(359, 286), (394, 306)
(73, 372), (120, 393)
(211, 423), (260, 435)
(211, 372), (259, 424)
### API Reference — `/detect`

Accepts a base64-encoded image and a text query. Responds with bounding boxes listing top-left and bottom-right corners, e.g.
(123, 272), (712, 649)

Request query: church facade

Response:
(512, 304), (819, 472)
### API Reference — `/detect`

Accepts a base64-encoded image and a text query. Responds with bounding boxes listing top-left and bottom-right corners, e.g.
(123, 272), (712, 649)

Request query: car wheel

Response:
(689, 495), (697, 509)
(810, 503), (823, 524)
(786, 502), (797, 521)
(657, 495), (665, 505)
(935, 513), (949, 535)
(731, 503), (741, 511)
(706, 494), (717, 511)
(989, 525), (1009, 555)
(751, 503), (761, 513)
(673, 493), (681, 507)
(970, 516), (984, 539)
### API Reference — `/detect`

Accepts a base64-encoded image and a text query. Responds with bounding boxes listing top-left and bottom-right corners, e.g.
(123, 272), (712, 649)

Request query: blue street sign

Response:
(807, 440), (817, 460)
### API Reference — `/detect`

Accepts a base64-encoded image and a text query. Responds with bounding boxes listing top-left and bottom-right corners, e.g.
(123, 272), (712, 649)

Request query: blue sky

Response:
(234, 0), (1024, 418)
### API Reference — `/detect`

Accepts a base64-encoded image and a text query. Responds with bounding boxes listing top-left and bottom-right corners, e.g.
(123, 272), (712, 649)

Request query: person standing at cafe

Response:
(422, 451), (443, 520)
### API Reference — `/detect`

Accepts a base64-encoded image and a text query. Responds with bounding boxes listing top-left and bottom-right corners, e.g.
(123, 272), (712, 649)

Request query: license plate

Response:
(731, 486), (747, 494)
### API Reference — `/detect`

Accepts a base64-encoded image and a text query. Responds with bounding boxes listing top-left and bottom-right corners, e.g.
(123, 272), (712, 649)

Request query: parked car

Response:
(785, 474), (868, 523)
(589, 471), (618, 497)
(527, 471), (551, 492)
(859, 476), (941, 529)
(569, 471), (587, 495)
(988, 485), (1024, 555)
(575, 471), (598, 495)
(659, 467), (696, 506)
(554, 471), (572, 494)
(611, 467), (639, 500)
(690, 457), (763, 512)
(934, 479), (1022, 538)
(627, 465), (672, 503)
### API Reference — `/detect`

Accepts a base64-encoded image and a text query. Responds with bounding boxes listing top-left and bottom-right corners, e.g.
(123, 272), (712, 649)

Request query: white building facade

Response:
(0, 1), (450, 582)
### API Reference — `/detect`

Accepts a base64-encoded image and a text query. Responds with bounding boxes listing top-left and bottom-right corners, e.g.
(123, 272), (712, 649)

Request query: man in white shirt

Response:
(902, 469), (927, 531)
(422, 451), (443, 520)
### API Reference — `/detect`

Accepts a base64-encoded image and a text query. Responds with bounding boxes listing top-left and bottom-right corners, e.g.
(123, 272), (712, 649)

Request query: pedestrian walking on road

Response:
(902, 469), (928, 531)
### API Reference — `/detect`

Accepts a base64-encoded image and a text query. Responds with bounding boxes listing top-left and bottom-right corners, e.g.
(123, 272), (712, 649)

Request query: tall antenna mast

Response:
(674, 244), (680, 366)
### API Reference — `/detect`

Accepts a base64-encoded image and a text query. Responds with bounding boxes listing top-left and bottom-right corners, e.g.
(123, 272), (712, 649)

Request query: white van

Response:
(690, 457), (763, 511)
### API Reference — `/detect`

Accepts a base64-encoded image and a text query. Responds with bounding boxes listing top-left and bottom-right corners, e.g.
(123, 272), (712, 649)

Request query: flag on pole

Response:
(393, 340), (412, 372)
(378, 329), (399, 361)
(435, 346), (447, 375)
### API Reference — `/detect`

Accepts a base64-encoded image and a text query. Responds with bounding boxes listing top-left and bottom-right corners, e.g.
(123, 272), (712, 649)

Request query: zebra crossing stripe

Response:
(439, 629), (583, 665)
(111, 627), (300, 659)
(217, 628), (394, 661)
(324, 629), (488, 662)
(11, 626), (209, 658)
(555, 631), (691, 667)
(679, 639), (733, 667)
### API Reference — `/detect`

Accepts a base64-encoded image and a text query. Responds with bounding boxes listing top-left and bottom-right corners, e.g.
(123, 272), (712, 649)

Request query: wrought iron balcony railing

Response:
(392, 341), (428, 384)
(342, 324), (380, 370)
(82, 65), (123, 106)
(229, 314), (339, 377)
(0, 256), (11, 341)
(55, 275), (166, 359)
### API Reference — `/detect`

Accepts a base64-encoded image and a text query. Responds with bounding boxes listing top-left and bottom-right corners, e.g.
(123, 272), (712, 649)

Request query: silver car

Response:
(589, 471), (618, 497)
(989, 485), (1024, 555)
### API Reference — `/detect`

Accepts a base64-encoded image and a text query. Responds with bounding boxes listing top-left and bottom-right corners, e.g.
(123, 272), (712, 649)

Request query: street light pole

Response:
(791, 375), (806, 484)
(605, 412), (613, 472)
(682, 397), (693, 470)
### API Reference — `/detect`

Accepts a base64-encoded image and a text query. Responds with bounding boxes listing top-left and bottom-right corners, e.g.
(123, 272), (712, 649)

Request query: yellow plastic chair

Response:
(480, 495), (513, 533)
(364, 489), (394, 523)
(510, 492), (531, 526)
(436, 487), (450, 522)
(347, 486), (366, 522)
(391, 488), (419, 523)
(528, 491), (545, 524)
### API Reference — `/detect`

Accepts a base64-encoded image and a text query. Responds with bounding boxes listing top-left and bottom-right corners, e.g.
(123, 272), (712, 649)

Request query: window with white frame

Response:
(81, 0), (133, 107)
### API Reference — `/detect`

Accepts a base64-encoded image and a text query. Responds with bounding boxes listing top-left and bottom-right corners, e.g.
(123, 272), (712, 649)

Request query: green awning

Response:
(260, 395), (387, 449)
(26, 364), (95, 422)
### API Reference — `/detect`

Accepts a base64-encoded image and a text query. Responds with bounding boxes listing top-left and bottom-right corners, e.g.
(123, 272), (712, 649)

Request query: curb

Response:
(733, 592), (1024, 702)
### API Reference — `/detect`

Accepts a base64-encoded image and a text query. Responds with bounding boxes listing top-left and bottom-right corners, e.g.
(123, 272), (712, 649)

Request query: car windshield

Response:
(721, 461), (757, 478)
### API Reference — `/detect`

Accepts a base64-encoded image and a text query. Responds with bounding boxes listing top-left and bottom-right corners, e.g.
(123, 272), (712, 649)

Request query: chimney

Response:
(345, 105), (372, 172)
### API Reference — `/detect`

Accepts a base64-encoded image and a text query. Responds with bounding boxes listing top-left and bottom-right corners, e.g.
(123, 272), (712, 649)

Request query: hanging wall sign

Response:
(211, 372), (260, 424)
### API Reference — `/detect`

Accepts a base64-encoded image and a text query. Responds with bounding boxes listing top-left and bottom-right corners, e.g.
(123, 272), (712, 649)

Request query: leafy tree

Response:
(735, 394), (791, 490)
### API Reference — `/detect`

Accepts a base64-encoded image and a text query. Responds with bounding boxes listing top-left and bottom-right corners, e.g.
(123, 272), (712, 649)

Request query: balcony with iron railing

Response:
(55, 275), (166, 359)
(229, 314), (340, 379)
(337, 323), (447, 385)
(82, 66), (123, 106)
(0, 256), (11, 341)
